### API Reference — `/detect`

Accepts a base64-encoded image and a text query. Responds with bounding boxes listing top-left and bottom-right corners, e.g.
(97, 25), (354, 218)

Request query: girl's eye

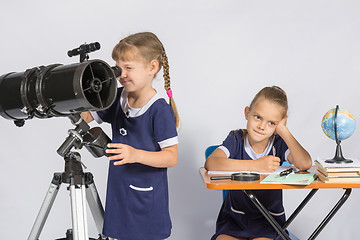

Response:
(269, 122), (276, 126)
(254, 115), (261, 120)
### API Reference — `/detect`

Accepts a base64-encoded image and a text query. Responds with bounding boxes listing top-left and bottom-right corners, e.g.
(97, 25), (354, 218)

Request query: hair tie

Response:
(166, 90), (173, 98)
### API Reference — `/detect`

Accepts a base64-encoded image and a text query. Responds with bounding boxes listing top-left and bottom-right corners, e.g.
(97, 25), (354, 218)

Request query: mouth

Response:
(253, 129), (265, 136)
(120, 78), (131, 84)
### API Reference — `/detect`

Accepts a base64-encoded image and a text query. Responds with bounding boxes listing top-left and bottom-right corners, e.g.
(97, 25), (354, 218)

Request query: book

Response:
(317, 168), (360, 177)
(314, 158), (360, 174)
(316, 172), (360, 183)
(260, 173), (316, 185)
(315, 158), (360, 183)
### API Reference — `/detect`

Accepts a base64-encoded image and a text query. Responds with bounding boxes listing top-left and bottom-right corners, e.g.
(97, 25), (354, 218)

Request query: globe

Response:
(321, 107), (356, 141)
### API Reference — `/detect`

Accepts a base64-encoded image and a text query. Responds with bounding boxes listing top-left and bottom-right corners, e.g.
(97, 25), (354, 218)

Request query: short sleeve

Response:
(97, 107), (114, 123)
(153, 104), (178, 149)
(220, 130), (243, 159)
(95, 87), (122, 123)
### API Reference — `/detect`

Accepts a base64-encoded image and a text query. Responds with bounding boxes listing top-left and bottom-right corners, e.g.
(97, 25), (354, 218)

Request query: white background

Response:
(1, 1), (360, 239)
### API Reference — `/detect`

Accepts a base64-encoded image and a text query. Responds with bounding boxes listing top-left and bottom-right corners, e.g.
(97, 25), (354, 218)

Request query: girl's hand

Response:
(254, 155), (280, 172)
(275, 116), (288, 136)
(105, 143), (140, 165)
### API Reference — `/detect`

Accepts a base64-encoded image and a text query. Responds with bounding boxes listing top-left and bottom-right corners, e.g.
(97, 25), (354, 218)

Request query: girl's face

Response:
(245, 98), (284, 145)
(116, 56), (158, 94)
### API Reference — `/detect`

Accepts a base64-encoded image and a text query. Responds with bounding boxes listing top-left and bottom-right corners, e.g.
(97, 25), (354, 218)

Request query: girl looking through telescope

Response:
(81, 32), (179, 240)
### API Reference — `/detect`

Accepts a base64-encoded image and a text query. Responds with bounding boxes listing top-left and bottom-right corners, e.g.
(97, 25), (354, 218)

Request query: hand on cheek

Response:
(275, 117), (288, 135)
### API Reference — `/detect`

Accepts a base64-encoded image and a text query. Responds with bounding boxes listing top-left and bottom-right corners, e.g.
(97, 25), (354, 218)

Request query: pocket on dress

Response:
(126, 184), (154, 214)
(230, 204), (248, 229)
(269, 210), (286, 227)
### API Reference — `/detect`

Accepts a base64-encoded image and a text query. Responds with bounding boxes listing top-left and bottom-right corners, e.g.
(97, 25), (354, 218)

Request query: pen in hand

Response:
(272, 146), (276, 157)
(273, 145), (294, 177)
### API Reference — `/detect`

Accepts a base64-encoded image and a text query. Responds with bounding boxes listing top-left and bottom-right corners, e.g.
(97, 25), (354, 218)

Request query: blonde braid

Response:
(162, 52), (170, 91)
(162, 51), (180, 128)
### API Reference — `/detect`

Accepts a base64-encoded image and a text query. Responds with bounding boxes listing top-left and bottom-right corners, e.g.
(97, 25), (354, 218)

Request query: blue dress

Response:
(211, 130), (289, 240)
(93, 87), (178, 240)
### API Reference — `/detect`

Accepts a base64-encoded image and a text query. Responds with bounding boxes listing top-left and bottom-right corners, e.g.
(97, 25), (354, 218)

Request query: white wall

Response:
(1, 1), (360, 239)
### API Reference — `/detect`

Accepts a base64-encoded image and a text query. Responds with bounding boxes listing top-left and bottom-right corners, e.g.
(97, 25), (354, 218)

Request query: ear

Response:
(148, 59), (159, 75)
(244, 107), (250, 120)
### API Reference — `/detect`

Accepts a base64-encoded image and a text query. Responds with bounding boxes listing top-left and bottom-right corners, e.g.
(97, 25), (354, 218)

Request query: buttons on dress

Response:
(125, 111), (130, 118)
(119, 128), (127, 136)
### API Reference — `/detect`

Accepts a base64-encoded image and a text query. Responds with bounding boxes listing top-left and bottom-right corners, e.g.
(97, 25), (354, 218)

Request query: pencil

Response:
(272, 146), (276, 157)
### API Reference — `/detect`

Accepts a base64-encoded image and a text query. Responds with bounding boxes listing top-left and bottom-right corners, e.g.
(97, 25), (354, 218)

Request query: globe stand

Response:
(326, 141), (353, 164)
(325, 105), (353, 164)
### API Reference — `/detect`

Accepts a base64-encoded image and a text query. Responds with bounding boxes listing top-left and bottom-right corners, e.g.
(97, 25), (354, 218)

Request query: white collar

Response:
(244, 134), (275, 160)
(120, 89), (161, 118)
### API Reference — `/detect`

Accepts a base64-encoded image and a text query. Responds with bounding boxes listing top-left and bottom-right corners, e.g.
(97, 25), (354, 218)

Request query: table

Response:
(199, 167), (360, 240)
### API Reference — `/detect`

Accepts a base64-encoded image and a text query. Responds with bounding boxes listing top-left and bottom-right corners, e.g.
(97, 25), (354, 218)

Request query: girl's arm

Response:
(80, 111), (94, 123)
(106, 143), (178, 168)
(276, 118), (312, 171)
(204, 148), (280, 173)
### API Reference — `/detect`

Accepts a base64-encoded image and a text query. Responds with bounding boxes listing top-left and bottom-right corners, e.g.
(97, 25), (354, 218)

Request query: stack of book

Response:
(315, 158), (360, 183)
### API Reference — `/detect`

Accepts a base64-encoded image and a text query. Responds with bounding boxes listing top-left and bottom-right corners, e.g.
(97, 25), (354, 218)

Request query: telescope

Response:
(1, 42), (121, 240)
(0, 58), (118, 127)
(0, 42), (121, 158)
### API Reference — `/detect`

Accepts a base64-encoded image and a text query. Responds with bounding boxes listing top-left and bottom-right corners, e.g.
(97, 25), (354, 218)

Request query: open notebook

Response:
(260, 172), (317, 185)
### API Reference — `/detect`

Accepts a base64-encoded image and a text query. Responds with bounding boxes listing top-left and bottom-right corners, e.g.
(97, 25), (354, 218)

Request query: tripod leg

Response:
(69, 178), (89, 240)
(28, 173), (62, 240)
(85, 173), (106, 239)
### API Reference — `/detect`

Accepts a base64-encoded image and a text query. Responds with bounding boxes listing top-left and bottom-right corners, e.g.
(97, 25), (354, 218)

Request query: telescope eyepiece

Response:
(111, 66), (122, 77)
(67, 42), (101, 57)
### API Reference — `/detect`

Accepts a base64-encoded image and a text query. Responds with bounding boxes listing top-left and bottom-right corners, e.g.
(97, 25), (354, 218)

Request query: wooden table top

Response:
(199, 167), (360, 190)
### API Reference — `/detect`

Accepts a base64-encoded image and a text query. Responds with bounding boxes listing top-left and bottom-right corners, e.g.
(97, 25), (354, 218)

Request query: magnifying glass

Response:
(210, 172), (260, 181)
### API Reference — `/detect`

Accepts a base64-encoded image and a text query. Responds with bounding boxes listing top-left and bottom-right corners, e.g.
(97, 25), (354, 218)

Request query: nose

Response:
(120, 69), (127, 78)
(258, 121), (266, 130)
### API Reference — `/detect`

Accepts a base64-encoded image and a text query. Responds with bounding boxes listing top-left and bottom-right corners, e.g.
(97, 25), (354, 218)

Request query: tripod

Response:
(27, 151), (107, 240)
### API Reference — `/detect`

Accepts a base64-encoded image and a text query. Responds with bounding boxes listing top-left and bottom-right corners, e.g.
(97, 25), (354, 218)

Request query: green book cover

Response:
(261, 173), (317, 185)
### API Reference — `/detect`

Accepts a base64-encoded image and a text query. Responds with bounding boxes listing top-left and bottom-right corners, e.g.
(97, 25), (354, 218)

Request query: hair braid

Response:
(161, 51), (180, 128)
(162, 51), (170, 91)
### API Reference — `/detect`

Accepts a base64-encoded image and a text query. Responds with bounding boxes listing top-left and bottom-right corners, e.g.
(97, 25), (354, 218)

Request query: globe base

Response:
(325, 157), (353, 164)
(325, 143), (353, 164)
